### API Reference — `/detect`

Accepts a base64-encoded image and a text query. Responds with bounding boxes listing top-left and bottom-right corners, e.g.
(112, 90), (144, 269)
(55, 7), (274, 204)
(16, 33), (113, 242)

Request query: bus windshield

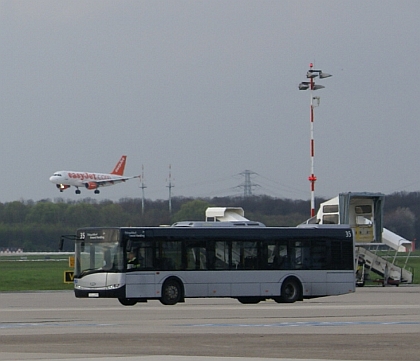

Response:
(75, 240), (123, 277)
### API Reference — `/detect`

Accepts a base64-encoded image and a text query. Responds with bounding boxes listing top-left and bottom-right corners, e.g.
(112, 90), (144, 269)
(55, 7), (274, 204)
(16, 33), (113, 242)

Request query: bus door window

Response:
(155, 240), (182, 270)
(185, 240), (207, 270)
(139, 241), (153, 269)
(127, 241), (153, 270)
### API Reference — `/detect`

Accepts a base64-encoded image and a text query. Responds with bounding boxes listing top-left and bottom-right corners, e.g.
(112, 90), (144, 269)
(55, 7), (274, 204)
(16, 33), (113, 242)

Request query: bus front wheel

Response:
(160, 278), (182, 305)
(276, 277), (302, 303)
(118, 297), (137, 306)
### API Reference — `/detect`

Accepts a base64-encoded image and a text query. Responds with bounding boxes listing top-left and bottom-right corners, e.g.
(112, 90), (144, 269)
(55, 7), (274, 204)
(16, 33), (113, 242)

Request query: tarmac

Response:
(1, 287), (419, 361)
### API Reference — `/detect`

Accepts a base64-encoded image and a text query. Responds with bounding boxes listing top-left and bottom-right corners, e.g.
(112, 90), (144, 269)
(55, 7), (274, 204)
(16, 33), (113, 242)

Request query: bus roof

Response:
(171, 221), (265, 227)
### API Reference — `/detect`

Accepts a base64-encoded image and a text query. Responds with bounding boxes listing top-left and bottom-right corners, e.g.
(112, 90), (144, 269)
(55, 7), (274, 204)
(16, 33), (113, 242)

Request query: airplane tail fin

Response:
(111, 155), (127, 176)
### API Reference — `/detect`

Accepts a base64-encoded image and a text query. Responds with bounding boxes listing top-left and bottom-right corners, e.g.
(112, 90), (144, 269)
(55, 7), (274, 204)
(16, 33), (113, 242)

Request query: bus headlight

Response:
(106, 284), (121, 290)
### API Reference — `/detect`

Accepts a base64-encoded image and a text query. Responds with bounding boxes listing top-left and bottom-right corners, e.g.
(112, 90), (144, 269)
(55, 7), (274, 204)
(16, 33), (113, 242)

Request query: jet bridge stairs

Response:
(356, 246), (413, 286)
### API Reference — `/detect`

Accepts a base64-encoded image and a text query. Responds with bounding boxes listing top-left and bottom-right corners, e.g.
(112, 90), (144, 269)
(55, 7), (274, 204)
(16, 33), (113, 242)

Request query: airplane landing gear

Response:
(75, 189), (81, 194)
(94, 189), (100, 194)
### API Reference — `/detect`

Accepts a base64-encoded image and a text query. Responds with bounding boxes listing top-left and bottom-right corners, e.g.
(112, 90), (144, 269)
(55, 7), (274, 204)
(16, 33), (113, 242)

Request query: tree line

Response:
(0, 192), (418, 251)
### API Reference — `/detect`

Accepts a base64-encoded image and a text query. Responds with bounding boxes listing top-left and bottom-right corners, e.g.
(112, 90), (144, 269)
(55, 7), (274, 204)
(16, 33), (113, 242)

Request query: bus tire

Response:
(279, 277), (302, 303)
(160, 278), (183, 305)
(118, 297), (137, 306)
(237, 297), (261, 304)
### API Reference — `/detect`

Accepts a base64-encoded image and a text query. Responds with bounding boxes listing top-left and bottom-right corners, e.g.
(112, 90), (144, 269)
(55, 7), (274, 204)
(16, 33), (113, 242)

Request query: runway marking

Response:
(0, 322), (112, 329)
(184, 321), (420, 328)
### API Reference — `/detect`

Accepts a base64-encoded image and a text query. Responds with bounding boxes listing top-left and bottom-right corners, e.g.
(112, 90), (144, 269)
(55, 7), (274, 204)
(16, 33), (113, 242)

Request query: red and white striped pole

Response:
(299, 63), (331, 218)
(308, 63), (316, 217)
(308, 63), (317, 218)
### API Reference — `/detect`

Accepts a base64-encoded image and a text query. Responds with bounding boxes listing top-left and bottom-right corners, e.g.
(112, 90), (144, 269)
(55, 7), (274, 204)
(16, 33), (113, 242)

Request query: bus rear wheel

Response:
(277, 277), (302, 303)
(118, 297), (137, 306)
(160, 279), (182, 305)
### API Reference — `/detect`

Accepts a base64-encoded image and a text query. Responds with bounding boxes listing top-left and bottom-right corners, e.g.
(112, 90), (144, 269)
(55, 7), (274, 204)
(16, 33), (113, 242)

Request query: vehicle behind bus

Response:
(72, 225), (355, 306)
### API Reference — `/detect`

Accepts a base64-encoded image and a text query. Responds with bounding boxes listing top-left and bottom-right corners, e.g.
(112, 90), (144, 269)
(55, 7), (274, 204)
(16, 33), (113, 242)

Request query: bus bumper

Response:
(74, 285), (125, 299)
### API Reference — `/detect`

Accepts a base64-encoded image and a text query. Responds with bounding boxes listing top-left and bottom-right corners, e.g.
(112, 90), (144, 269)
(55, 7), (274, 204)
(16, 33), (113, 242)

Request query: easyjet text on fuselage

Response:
(67, 172), (114, 181)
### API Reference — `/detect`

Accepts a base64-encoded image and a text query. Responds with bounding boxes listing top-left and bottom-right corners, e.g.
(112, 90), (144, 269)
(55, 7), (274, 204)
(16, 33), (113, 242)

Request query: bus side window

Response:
(232, 241), (258, 270)
(244, 256), (258, 269)
(214, 241), (229, 269)
(268, 242), (288, 270)
(158, 257), (174, 270)
(205, 240), (215, 270)
(310, 240), (327, 270)
(185, 241), (207, 270)
(290, 241), (312, 270)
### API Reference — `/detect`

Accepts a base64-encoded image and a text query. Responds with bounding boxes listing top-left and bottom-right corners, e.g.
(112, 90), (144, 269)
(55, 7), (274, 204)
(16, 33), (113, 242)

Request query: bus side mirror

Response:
(59, 234), (77, 252)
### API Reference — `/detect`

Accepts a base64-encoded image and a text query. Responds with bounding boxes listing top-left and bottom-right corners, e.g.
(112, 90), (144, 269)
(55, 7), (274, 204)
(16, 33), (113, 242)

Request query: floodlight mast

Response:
(299, 63), (332, 217)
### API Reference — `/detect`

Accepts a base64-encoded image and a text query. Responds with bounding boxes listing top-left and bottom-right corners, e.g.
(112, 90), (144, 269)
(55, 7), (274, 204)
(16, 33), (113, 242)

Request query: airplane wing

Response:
(82, 175), (140, 190)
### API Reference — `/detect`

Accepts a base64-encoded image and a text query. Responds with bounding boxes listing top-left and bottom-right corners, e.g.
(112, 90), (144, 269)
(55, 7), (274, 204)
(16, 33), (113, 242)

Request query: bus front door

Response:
(126, 272), (156, 298)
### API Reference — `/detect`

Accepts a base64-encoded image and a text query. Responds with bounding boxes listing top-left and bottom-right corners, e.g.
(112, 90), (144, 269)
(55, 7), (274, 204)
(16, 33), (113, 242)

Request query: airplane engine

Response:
(85, 182), (98, 190)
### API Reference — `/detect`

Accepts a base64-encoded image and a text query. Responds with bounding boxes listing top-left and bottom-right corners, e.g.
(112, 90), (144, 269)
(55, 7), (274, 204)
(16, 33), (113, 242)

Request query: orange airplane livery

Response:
(49, 155), (139, 194)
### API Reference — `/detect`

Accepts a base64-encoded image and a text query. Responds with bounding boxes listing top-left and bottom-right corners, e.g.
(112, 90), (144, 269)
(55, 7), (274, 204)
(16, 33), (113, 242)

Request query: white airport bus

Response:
(69, 223), (355, 306)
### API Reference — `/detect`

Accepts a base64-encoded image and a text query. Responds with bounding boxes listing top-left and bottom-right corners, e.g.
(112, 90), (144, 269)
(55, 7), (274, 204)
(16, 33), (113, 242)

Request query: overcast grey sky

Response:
(1, 1), (419, 203)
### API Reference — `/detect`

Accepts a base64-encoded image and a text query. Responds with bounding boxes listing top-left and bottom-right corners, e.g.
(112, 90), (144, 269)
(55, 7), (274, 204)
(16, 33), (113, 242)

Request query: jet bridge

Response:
(304, 192), (413, 285)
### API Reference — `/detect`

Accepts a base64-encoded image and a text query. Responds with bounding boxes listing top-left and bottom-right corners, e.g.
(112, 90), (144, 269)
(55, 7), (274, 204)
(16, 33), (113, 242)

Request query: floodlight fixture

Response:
(319, 72), (332, 79)
(299, 82), (310, 90)
(306, 71), (318, 79)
